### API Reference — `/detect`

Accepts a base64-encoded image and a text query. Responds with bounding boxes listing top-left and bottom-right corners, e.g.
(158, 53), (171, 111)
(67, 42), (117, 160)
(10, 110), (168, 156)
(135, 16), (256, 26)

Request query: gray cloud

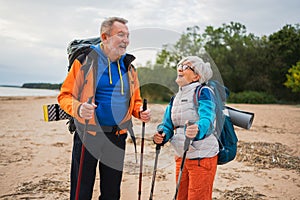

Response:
(0, 0), (299, 85)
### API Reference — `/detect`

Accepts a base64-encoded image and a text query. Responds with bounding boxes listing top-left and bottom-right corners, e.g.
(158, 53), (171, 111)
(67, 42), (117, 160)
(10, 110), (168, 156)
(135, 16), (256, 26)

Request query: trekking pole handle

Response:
(156, 128), (164, 150)
(87, 97), (93, 104)
(85, 97), (93, 123)
(183, 120), (195, 152)
(187, 120), (195, 126)
(142, 99), (147, 112)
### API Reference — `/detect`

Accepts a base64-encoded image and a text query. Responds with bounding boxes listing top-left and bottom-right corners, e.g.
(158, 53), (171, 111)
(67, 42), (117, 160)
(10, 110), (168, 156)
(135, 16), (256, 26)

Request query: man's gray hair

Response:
(100, 17), (128, 35)
(178, 56), (213, 84)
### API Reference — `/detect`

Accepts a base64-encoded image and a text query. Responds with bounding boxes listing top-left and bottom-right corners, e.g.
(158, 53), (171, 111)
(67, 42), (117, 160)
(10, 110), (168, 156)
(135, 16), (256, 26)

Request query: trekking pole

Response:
(149, 128), (163, 200)
(173, 121), (195, 200)
(75, 97), (93, 200)
(138, 99), (147, 200)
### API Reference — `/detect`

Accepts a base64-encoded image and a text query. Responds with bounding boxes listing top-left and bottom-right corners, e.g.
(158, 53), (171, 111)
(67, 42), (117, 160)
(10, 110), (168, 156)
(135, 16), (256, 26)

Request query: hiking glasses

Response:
(177, 64), (195, 72)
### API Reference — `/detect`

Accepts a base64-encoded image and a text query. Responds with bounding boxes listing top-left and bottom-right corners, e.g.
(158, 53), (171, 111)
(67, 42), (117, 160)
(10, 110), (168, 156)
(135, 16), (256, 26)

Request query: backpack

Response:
(194, 80), (238, 165)
(43, 39), (101, 128)
(67, 37), (101, 71)
(65, 37), (101, 133)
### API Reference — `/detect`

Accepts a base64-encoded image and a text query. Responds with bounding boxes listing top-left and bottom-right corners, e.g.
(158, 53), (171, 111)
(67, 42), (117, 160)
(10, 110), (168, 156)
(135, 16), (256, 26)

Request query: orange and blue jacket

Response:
(57, 50), (142, 136)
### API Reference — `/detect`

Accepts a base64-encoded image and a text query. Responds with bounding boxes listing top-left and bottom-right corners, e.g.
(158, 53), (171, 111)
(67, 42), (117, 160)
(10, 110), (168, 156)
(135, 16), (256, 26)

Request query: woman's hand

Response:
(185, 122), (198, 139)
(153, 132), (165, 144)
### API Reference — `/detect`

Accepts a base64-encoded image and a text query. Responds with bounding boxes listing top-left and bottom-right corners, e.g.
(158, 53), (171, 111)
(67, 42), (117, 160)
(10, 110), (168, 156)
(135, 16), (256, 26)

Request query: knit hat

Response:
(177, 56), (213, 84)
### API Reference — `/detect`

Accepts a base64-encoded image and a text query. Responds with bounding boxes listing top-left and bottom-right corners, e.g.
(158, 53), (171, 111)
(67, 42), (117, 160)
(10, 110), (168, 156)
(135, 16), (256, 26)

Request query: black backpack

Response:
(43, 39), (100, 131)
(67, 37), (101, 72)
(65, 37), (101, 133)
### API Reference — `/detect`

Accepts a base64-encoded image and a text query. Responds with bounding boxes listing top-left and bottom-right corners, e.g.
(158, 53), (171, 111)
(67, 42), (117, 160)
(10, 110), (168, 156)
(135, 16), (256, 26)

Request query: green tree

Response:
(284, 61), (300, 93)
(156, 25), (205, 68)
(153, 22), (300, 103)
(203, 22), (255, 92)
(266, 24), (300, 100)
(137, 64), (177, 102)
(203, 22), (280, 94)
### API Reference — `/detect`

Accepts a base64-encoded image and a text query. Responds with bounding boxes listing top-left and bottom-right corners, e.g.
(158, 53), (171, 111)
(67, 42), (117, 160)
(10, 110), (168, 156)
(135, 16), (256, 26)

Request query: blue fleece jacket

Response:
(90, 44), (130, 126)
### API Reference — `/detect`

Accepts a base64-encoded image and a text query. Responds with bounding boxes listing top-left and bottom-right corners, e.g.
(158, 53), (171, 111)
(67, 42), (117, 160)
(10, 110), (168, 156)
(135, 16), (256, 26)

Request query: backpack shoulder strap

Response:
(68, 47), (93, 72)
(76, 49), (98, 101)
(193, 83), (212, 107)
(169, 95), (175, 106)
(193, 82), (223, 140)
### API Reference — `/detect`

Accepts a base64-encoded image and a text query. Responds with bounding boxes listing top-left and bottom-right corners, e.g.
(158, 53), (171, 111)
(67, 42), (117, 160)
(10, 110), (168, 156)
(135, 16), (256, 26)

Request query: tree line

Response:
(138, 22), (300, 103)
(23, 22), (300, 103)
(22, 83), (61, 90)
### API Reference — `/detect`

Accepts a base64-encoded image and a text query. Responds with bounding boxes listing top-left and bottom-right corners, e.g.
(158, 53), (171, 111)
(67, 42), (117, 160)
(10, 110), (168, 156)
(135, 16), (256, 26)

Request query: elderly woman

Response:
(153, 56), (219, 200)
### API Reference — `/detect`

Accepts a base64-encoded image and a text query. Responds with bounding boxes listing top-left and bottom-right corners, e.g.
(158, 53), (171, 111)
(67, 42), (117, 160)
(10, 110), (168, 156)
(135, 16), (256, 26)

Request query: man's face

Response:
(105, 21), (129, 57)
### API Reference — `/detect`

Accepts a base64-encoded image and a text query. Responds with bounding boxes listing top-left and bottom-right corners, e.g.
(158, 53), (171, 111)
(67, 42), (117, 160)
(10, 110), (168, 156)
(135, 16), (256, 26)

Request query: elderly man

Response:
(58, 17), (151, 200)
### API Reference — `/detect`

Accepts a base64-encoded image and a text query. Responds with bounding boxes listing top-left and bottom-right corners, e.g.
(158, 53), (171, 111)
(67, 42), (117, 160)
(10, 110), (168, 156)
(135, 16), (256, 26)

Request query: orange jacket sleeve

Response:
(57, 59), (83, 119)
(132, 69), (143, 119)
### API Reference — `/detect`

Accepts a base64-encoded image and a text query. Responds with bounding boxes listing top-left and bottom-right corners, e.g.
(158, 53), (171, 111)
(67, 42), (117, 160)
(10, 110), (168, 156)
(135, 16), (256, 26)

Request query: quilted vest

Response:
(170, 82), (219, 159)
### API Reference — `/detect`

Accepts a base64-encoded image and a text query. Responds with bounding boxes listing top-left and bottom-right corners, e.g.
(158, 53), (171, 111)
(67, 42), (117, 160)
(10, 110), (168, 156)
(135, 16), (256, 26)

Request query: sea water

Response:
(0, 86), (59, 97)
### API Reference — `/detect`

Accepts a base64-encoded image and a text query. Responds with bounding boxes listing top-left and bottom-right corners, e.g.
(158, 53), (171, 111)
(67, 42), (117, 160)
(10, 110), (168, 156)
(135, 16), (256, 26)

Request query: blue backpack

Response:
(194, 80), (238, 165)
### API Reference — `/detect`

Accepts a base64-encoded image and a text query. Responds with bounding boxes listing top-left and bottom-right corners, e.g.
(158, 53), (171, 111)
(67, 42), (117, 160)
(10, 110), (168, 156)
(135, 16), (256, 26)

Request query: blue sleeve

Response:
(194, 87), (216, 140)
(157, 102), (174, 144)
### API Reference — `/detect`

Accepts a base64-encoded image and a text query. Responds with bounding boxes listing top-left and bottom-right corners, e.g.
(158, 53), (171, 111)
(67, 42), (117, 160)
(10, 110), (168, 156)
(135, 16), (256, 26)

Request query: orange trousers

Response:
(175, 155), (218, 200)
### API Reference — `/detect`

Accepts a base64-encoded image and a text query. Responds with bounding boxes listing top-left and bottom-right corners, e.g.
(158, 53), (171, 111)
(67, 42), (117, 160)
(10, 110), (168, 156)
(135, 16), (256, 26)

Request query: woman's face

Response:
(175, 60), (200, 87)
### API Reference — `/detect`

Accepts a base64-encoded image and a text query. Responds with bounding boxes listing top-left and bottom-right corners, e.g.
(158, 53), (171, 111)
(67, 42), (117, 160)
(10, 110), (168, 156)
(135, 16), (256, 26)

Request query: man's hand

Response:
(79, 102), (97, 119)
(140, 106), (151, 123)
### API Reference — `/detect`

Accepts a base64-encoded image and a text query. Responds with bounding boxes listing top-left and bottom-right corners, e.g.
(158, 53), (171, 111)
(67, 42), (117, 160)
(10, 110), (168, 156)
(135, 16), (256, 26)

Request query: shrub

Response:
(228, 91), (277, 104)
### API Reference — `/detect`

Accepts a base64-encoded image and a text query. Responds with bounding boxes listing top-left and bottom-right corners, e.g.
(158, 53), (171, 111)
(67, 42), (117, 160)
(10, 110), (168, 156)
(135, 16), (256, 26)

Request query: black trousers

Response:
(70, 131), (127, 200)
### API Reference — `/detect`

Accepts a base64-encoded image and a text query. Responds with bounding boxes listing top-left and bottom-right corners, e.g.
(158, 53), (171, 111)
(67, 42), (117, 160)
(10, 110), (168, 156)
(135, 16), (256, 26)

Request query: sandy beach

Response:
(0, 96), (299, 200)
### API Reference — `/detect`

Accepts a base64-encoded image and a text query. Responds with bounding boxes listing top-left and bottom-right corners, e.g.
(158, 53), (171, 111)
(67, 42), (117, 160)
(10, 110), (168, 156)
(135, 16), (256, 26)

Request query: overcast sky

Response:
(0, 0), (299, 86)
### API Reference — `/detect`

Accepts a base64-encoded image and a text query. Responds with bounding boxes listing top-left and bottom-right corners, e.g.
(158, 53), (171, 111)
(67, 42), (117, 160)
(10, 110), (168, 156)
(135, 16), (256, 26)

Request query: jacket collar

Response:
(180, 82), (200, 93)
